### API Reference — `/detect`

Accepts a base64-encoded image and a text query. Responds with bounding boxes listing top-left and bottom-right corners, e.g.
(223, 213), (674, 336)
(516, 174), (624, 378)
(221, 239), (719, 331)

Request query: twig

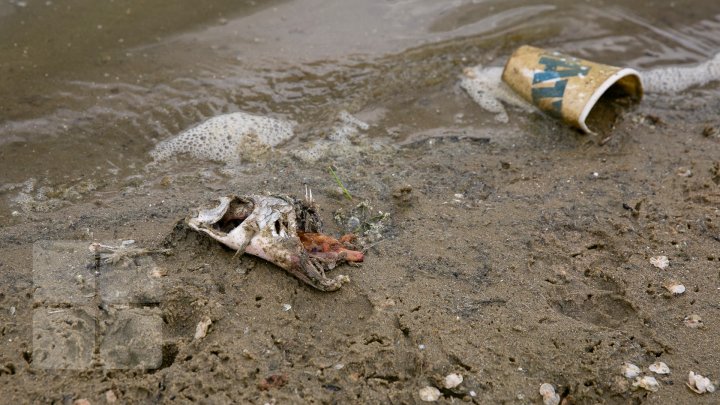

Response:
(328, 166), (352, 201)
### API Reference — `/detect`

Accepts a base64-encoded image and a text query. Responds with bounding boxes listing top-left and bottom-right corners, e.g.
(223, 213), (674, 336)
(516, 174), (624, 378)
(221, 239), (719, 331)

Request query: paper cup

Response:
(501, 45), (642, 133)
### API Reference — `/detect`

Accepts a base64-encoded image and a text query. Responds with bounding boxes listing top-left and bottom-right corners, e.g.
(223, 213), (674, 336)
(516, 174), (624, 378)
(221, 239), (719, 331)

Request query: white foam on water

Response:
(459, 65), (533, 122)
(292, 111), (369, 163)
(642, 53), (720, 94)
(150, 112), (295, 163)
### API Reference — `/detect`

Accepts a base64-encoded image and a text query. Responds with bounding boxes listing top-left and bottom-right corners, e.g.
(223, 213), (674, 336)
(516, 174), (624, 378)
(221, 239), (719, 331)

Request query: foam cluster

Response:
(459, 65), (533, 122)
(642, 52), (720, 94)
(151, 112), (295, 163)
(292, 111), (369, 163)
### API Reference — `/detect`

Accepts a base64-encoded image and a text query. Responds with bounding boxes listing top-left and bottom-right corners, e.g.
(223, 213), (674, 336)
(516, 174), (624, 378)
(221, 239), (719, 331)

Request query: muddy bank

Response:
(2, 102), (720, 403)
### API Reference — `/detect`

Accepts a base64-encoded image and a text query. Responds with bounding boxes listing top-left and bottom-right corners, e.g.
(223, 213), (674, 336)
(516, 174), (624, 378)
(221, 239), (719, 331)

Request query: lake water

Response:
(0, 0), (718, 218)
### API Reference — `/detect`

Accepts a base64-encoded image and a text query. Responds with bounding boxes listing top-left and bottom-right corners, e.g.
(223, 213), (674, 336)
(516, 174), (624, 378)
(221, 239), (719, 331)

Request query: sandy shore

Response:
(2, 101), (720, 403)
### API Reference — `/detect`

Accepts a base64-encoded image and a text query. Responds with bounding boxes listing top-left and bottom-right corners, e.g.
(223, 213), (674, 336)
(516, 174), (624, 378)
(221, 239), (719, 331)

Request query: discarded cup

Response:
(502, 45), (643, 133)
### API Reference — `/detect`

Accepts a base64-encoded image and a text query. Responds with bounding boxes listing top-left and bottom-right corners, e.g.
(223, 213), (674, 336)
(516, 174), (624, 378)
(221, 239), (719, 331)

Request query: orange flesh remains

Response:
(297, 231), (364, 262)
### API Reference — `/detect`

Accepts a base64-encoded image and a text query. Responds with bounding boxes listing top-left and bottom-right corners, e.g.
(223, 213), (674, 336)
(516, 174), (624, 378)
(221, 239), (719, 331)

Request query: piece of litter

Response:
(282, 304), (292, 312)
(418, 344), (426, 350)
(418, 386), (441, 402)
(622, 362), (641, 379)
(649, 362), (671, 375)
(444, 373), (463, 389)
(539, 383), (560, 405)
(194, 316), (212, 339)
(687, 371), (715, 394)
(684, 314), (704, 329)
(650, 256), (669, 269)
(501, 45), (641, 134)
(469, 390), (476, 397)
(9, 306), (16, 316)
(633, 376), (660, 392)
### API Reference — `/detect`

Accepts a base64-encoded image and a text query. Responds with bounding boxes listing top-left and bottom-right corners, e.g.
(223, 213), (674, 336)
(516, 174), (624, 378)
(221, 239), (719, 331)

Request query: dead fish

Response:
(187, 193), (363, 291)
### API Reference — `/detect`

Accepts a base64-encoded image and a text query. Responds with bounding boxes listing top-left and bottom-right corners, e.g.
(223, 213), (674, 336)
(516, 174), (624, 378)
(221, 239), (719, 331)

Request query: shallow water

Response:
(0, 0), (719, 216)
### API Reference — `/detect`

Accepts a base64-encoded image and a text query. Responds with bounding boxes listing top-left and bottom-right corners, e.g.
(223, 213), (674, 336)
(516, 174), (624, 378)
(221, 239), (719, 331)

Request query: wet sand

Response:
(1, 0), (720, 403)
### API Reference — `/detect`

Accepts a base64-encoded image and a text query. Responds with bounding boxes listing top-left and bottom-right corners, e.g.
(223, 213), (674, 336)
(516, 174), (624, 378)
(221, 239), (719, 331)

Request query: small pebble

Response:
(650, 256), (669, 269)
(194, 316), (212, 339)
(702, 125), (719, 138)
(684, 314), (704, 329)
(539, 383), (560, 405)
(622, 362), (641, 379)
(418, 386), (441, 402)
(633, 376), (660, 392)
(444, 373), (463, 389)
(9, 306), (16, 316)
(649, 361), (671, 375)
(687, 371), (715, 394)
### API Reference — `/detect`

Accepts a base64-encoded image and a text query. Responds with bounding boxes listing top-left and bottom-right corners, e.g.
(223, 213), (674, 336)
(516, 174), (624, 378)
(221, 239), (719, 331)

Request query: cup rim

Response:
(577, 67), (643, 134)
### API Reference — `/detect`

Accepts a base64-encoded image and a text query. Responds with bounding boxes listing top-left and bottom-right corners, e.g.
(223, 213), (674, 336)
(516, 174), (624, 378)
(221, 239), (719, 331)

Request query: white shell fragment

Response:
(632, 376), (660, 392)
(194, 316), (212, 340)
(539, 383), (560, 405)
(649, 362), (671, 375)
(150, 266), (167, 278)
(650, 255), (669, 269)
(684, 314), (704, 328)
(662, 280), (685, 295)
(419, 386), (441, 402)
(105, 390), (118, 403)
(444, 373), (463, 389)
(687, 371), (715, 394)
(622, 362), (641, 379)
